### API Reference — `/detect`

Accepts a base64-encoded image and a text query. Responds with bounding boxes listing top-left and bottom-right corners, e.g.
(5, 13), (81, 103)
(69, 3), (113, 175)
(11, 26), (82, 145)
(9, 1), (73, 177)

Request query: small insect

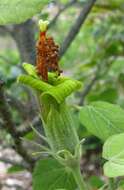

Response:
(36, 20), (62, 81)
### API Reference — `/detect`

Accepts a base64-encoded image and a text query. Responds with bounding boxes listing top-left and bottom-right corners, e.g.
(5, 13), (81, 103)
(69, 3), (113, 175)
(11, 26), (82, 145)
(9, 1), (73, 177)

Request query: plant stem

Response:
(71, 165), (87, 190)
(109, 178), (116, 190)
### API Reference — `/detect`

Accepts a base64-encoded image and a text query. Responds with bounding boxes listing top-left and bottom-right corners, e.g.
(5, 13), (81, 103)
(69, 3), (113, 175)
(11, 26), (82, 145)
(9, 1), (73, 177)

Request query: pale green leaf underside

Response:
(33, 158), (76, 190)
(0, 0), (49, 25)
(104, 161), (124, 177)
(103, 133), (124, 160)
(103, 133), (124, 177)
(79, 101), (124, 141)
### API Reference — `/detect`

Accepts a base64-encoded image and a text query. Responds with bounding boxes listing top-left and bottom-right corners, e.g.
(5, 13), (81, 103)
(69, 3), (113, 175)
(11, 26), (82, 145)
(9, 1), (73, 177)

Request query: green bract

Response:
(18, 63), (81, 154)
(18, 63), (84, 190)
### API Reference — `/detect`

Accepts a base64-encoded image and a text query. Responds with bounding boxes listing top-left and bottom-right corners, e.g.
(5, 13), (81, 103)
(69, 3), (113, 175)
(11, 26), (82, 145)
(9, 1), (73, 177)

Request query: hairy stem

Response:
(108, 178), (116, 190)
(71, 165), (87, 190)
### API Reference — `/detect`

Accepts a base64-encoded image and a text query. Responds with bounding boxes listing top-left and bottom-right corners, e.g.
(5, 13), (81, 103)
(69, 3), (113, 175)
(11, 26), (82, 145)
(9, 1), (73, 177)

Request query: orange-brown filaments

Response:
(36, 31), (62, 81)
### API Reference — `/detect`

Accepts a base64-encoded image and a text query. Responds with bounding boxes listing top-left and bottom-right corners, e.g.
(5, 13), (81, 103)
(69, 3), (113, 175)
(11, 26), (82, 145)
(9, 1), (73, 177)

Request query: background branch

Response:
(7, 94), (29, 120)
(0, 81), (34, 170)
(17, 116), (41, 137)
(78, 56), (117, 106)
(78, 70), (99, 106)
(11, 19), (36, 65)
(10, 20), (39, 119)
(0, 156), (29, 169)
(49, 0), (77, 28)
(59, 0), (96, 58)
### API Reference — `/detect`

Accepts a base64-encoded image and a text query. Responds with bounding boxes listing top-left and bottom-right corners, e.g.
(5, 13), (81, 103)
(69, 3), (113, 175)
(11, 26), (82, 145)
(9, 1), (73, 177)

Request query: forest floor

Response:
(0, 147), (32, 190)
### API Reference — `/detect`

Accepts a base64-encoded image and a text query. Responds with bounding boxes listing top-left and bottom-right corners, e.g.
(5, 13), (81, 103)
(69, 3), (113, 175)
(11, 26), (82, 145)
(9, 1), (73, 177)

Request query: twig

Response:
(11, 20), (39, 120)
(0, 81), (34, 170)
(49, 0), (77, 28)
(6, 94), (29, 120)
(0, 25), (14, 36)
(0, 156), (28, 169)
(59, 0), (97, 58)
(11, 19), (36, 65)
(78, 56), (117, 106)
(78, 74), (98, 106)
(1, 20), (38, 116)
(17, 117), (40, 137)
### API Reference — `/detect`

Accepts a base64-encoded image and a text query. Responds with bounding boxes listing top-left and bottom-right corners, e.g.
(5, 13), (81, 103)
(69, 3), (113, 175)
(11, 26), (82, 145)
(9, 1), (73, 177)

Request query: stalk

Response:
(108, 178), (116, 190)
(71, 165), (87, 190)
(18, 20), (85, 190)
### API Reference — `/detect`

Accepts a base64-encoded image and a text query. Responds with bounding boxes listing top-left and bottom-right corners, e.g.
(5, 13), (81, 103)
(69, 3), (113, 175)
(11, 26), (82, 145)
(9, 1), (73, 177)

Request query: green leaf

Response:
(79, 101), (124, 141)
(103, 133), (124, 177)
(111, 58), (124, 77)
(24, 131), (35, 140)
(0, 0), (49, 25)
(87, 87), (118, 103)
(103, 133), (124, 161)
(33, 158), (76, 190)
(8, 165), (25, 173)
(108, 0), (124, 9)
(88, 175), (104, 189)
(104, 161), (124, 178)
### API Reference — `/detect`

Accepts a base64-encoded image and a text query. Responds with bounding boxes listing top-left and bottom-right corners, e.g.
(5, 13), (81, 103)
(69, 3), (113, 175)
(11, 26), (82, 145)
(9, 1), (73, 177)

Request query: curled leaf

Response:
(23, 63), (37, 77)
(42, 78), (81, 104)
(17, 75), (52, 92)
(18, 73), (82, 103)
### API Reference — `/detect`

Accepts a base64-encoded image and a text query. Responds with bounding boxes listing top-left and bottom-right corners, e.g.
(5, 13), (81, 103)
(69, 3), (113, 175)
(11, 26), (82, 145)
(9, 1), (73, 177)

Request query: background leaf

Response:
(103, 133), (124, 177)
(88, 175), (104, 189)
(79, 101), (124, 141)
(0, 0), (49, 25)
(104, 161), (124, 178)
(7, 165), (25, 173)
(33, 158), (77, 190)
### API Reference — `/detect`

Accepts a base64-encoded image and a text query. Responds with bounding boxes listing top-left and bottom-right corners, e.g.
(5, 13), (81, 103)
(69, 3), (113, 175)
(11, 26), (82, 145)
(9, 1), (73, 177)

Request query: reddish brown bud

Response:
(36, 31), (62, 81)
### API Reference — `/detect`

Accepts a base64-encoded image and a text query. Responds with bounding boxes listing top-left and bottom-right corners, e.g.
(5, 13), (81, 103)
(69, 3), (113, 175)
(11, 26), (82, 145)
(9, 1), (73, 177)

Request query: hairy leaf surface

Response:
(33, 158), (76, 190)
(79, 101), (124, 140)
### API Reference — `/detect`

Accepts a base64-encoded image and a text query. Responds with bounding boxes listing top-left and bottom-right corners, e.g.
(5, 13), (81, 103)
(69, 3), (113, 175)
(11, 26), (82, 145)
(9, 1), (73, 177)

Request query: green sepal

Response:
(44, 101), (79, 153)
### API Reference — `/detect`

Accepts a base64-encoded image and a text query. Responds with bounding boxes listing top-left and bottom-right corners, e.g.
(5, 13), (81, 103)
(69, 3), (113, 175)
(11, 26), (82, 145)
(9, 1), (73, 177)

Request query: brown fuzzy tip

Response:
(36, 31), (62, 81)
